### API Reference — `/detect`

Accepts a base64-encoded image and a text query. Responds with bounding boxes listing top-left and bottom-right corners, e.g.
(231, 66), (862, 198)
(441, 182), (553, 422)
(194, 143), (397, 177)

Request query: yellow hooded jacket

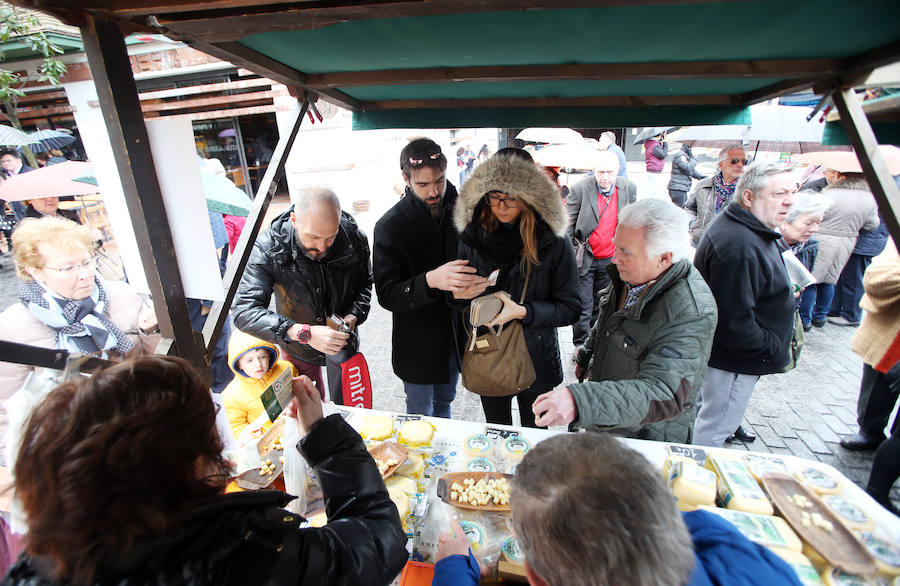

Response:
(222, 329), (296, 439)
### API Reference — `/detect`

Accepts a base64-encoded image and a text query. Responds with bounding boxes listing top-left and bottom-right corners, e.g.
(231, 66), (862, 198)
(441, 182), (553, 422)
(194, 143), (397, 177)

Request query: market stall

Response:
(234, 406), (900, 585)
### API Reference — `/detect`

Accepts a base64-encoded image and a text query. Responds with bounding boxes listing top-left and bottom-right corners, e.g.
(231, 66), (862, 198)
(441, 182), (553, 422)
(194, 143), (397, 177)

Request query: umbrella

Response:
(532, 142), (603, 170)
(516, 127), (583, 144)
(0, 161), (98, 201)
(27, 129), (76, 153)
(793, 146), (900, 174)
(200, 169), (251, 216)
(0, 125), (38, 147)
(632, 126), (679, 145)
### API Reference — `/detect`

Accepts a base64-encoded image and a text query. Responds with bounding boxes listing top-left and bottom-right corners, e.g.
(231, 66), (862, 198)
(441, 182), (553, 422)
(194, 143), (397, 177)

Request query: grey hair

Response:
(734, 161), (794, 207)
(290, 186), (341, 217)
(718, 144), (745, 161)
(592, 150), (620, 172)
(511, 433), (695, 586)
(617, 199), (691, 262)
(601, 131), (617, 144)
(785, 190), (832, 224)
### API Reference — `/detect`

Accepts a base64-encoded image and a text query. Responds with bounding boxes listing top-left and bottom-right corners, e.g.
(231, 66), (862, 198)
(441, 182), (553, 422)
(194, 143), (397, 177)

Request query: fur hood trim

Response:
(455, 155), (567, 236)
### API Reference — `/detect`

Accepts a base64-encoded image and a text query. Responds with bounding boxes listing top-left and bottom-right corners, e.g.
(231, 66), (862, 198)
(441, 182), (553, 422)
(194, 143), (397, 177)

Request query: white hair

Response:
(592, 150), (620, 172)
(718, 144), (745, 161)
(291, 186), (341, 217)
(617, 199), (691, 262)
(785, 190), (832, 224)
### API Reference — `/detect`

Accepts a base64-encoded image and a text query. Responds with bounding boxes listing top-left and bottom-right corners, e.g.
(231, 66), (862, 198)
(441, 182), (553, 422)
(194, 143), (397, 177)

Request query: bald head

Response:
(290, 187), (342, 260)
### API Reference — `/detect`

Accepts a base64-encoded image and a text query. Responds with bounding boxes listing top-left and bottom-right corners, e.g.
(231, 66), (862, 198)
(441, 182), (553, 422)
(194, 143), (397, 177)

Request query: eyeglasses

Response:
(485, 193), (519, 208)
(41, 257), (95, 276)
(728, 158), (750, 165)
(408, 152), (442, 167)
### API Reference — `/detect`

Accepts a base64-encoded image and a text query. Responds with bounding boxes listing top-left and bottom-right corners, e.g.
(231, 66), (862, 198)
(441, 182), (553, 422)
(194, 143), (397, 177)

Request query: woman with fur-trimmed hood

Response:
(455, 151), (581, 427)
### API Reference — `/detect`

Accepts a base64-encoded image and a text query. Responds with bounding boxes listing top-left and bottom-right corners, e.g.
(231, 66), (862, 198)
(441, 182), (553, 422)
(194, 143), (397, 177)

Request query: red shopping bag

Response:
(341, 352), (372, 409)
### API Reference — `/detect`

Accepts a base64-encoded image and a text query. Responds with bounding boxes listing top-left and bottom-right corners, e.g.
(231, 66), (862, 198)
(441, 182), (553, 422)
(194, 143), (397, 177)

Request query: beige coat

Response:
(812, 185), (879, 284)
(0, 280), (145, 443)
(852, 243), (900, 372)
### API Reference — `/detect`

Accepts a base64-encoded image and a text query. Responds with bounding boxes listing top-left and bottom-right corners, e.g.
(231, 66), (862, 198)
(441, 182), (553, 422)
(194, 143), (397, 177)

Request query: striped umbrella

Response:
(0, 125), (38, 147)
(27, 129), (76, 153)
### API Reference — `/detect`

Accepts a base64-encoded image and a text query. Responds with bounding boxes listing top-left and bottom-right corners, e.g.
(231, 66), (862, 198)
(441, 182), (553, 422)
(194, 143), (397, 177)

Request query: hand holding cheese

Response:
(436, 520), (491, 578)
(532, 386), (578, 427)
(285, 375), (323, 435)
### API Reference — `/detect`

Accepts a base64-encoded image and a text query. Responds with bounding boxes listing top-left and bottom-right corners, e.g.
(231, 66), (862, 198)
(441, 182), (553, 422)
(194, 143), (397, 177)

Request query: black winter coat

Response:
(373, 184), (466, 384)
(1, 415), (408, 586)
(233, 209), (372, 365)
(694, 202), (795, 375)
(667, 145), (705, 192)
(457, 216), (581, 391)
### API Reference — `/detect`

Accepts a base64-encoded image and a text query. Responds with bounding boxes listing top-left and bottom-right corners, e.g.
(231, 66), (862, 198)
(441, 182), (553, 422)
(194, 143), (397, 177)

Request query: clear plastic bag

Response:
(281, 415), (308, 516)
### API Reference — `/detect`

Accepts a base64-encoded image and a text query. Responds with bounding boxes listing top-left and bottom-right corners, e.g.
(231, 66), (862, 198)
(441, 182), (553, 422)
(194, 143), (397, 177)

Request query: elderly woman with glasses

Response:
(779, 191), (832, 329)
(0, 216), (153, 444)
(454, 150), (580, 427)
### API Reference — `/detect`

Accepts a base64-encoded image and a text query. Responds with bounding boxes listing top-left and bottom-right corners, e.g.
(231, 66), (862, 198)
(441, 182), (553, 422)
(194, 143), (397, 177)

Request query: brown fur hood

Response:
(455, 154), (567, 236)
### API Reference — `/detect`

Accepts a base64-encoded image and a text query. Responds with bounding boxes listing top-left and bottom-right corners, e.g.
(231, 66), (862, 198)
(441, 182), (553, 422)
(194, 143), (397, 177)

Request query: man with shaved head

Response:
(566, 150), (637, 346)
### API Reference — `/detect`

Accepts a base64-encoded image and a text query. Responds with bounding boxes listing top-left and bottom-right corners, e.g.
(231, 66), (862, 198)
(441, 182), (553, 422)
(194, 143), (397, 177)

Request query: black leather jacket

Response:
(2, 415), (408, 586)
(233, 208), (373, 365)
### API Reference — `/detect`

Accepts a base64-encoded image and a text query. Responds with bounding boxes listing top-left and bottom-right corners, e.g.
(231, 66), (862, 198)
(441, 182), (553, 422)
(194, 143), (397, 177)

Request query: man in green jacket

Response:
(533, 199), (717, 442)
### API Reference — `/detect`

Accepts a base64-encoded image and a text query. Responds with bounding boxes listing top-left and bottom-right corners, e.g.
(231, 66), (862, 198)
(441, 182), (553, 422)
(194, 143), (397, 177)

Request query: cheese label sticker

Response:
(822, 495), (868, 525)
(859, 532), (900, 567)
(714, 509), (788, 548)
(260, 368), (294, 421)
(798, 466), (838, 490)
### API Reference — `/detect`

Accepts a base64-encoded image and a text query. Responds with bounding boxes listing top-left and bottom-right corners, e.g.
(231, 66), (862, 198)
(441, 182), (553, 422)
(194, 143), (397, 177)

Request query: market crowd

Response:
(0, 136), (896, 586)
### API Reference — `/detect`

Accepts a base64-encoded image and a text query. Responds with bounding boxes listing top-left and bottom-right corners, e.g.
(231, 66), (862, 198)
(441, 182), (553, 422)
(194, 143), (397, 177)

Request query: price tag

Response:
(396, 414), (423, 424)
(667, 445), (707, 466)
(485, 426), (520, 441)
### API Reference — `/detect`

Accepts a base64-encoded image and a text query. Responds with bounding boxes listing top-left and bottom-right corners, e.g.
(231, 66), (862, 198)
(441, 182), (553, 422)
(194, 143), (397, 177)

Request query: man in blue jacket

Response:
(432, 432), (802, 586)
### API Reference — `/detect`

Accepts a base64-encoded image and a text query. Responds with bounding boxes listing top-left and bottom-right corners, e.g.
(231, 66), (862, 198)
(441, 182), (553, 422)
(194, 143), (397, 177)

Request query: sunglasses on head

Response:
(409, 152), (441, 167)
(728, 157), (750, 165)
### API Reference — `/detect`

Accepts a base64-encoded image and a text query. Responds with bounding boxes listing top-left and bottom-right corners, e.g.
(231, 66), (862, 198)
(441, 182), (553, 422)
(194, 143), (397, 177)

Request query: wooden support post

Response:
(80, 17), (206, 369)
(201, 99), (309, 352)
(831, 87), (900, 245)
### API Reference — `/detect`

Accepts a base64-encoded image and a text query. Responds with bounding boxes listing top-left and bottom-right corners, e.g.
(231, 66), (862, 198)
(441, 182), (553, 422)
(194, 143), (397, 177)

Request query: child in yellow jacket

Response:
(222, 329), (297, 439)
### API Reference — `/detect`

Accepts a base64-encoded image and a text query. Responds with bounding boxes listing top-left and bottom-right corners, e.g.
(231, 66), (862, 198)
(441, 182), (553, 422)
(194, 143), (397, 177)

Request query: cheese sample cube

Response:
(698, 506), (802, 552)
(708, 456), (774, 516)
(667, 460), (717, 507)
(398, 420), (435, 447)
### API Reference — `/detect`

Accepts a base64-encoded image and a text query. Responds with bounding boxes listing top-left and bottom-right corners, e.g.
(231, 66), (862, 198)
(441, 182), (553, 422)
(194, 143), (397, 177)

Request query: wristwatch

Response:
(296, 323), (311, 344)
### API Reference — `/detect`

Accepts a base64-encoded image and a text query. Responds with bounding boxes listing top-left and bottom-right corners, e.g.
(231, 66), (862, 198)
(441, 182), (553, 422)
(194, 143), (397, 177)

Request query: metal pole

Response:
(80, 16), (206, 369)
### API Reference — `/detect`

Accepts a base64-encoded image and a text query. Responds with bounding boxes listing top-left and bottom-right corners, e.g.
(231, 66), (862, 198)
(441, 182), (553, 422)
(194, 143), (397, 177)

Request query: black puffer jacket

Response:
(233, 208), (372, 365)
(455, 155), (581, 391)
(1, 415), (408, 586)
(667, 145), (705, 192)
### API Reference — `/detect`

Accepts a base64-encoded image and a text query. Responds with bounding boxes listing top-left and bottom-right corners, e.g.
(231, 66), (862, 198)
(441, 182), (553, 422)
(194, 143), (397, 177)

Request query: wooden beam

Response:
(138, 77), (274, 100)
(306, 59), (842, 89)
(362, 94), (738, 110)
(739, 78), (822, 105)
(202, 99), (309, 354)
(139, 88), (284, 112)
(831, 87), (900, 247)
(18, 90), (67, 104)
(842, 40), (900, 78)
(80, 16), (207, 370)
(174, 102), (292, 120)
(16, 105), (75, 119)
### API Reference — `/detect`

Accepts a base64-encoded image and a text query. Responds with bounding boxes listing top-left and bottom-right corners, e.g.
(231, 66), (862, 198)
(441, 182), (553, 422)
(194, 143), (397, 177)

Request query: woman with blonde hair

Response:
(455, 151), (580, 427)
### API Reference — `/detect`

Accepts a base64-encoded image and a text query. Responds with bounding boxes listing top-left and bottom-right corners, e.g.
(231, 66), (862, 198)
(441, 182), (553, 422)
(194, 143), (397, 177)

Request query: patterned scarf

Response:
(713, 171), (738, 213)
(18, 277), (134, 357)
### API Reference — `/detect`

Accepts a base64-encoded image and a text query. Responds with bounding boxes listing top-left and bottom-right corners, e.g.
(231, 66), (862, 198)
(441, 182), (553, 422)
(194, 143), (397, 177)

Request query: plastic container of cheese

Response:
(698, 505), (802, 551)
(707, 456), (774, 516)
(666, 459), (717, 507)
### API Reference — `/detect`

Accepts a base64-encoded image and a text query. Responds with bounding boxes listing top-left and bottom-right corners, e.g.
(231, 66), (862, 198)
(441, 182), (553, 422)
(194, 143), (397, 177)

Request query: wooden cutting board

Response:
(367, 441), (408, 479)
(761, 474), (876, 575)
(437, 471), (513, 512)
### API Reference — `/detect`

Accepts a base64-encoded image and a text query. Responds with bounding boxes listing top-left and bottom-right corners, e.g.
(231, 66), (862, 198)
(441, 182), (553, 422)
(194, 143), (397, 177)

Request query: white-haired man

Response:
(684, 144), (748, 245)
(533, 199), (717, 442)
(692, 162), (797, 447)
(233, 186), (373, 404)
(566, 149), (638, 347)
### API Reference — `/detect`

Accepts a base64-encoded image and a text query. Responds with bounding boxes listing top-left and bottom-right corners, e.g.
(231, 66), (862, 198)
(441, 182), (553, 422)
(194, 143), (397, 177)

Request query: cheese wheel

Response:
(359, 415), (394, 441)
(821, 495), (874, 531)
(858, 532), (900, 577)
(820, 567), (875, 585)
(698, 506), (802, 551)
(398, 420), (435, 447)
(767, 549), (824, 586)
(463, 434), (494, 458)
(385, 475), (418, 495)
(459, 520), (487, 551)
(708, 456), (774, 516)
(743, 454), (792, 483)
(395, 453), (425, 478)
(795, 465), (843, 496)
(466, 457), (495, 472)
(501, 435), (531, 461)
(502, 536), (524, 563)
(388, 486), (411, 521)
(667, 460), (717, 507)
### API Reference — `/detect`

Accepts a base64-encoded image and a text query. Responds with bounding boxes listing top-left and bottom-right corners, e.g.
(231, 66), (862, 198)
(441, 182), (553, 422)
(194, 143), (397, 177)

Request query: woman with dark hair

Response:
(3, 356), (407, 586)
(454, 153), (581, 427)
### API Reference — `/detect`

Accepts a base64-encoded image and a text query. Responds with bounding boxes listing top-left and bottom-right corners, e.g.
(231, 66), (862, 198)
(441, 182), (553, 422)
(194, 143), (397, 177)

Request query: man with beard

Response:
(233, 187), (372, 404)
(374, 138), (487, 416)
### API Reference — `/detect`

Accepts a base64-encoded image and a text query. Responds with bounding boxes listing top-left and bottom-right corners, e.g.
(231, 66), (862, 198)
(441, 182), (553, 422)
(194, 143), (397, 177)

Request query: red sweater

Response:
(588, 186), (618, 259)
